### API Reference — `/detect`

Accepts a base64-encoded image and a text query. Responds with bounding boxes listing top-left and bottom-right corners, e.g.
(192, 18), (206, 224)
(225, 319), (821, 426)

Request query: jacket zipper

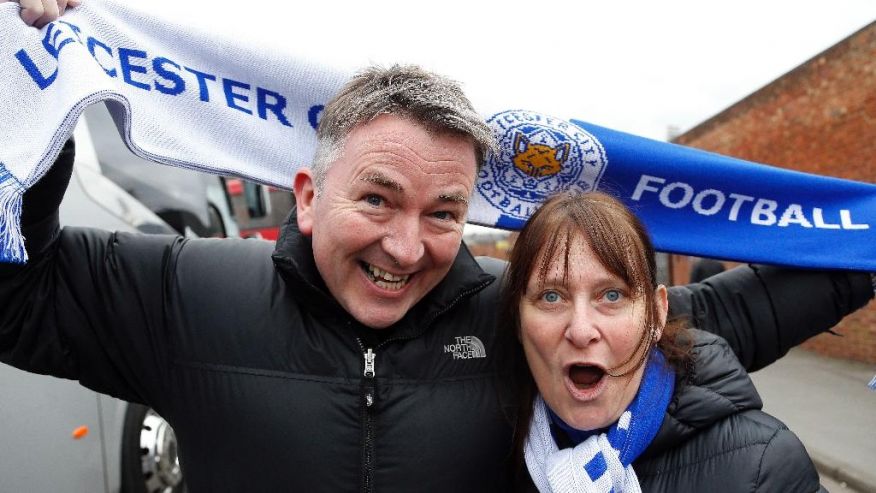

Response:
(358, 340), (377, 493)
(353, 278), (492, 493)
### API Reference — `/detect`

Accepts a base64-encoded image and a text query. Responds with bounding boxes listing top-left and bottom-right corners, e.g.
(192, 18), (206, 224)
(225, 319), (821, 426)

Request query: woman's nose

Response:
(564, 303), (601, 348)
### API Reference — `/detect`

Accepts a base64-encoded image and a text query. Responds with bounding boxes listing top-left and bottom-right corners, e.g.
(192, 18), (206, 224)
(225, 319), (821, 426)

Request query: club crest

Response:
(477, 110), (608, 227)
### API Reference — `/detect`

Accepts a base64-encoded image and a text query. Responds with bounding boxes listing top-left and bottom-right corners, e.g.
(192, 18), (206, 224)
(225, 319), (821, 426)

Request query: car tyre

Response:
(121, 403), (185, 493)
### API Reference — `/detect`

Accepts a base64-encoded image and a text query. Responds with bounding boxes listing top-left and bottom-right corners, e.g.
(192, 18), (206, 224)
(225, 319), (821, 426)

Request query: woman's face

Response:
(519, 236), (668, 430)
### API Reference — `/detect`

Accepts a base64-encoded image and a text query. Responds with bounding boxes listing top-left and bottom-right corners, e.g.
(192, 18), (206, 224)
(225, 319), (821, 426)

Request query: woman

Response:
(501, 191), (822, 492)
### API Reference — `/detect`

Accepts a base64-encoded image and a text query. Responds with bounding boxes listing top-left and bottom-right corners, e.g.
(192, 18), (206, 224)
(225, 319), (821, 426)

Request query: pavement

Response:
(749, 348), (876, 493)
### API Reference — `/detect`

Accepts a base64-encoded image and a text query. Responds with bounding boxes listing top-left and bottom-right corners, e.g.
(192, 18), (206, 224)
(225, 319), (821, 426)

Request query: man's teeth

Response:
(366, 264), (411, 290)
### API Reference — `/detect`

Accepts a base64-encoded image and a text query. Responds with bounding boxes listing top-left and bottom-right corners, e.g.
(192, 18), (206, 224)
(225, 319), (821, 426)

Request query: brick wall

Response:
(672, 22), (876, 363)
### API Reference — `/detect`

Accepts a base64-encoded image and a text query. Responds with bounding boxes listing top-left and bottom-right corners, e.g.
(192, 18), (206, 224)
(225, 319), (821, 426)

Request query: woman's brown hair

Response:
(499, 191), (690, 476)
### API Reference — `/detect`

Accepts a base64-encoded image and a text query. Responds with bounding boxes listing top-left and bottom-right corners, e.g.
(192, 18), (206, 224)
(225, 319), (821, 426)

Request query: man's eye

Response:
(432, 211), (456, 221)
(542, 291), (561, 303)
(364, 194), (383, 207)
(603, 289), (623, 303)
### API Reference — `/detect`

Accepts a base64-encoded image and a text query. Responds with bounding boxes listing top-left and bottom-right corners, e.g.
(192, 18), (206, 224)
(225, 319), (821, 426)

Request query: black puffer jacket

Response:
(1, 141), (872, 492)
(633, 330), (821, 492)
(2, 211), (512, 492)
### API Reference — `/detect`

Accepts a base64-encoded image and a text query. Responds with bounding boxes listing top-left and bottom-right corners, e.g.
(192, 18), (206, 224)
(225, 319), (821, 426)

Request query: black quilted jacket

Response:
(633, 330), (822, 492)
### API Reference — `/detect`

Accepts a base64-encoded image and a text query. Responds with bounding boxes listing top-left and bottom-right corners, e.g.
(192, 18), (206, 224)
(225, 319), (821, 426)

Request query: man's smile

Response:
(360, 261), (413, 291)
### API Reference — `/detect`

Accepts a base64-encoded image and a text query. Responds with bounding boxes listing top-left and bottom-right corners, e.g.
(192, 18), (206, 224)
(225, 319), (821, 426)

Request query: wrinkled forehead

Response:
(343, 115), (480, 172)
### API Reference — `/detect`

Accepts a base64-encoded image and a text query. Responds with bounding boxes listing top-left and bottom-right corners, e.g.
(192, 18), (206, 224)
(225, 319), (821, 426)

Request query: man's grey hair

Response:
(311, 64), (497, 190)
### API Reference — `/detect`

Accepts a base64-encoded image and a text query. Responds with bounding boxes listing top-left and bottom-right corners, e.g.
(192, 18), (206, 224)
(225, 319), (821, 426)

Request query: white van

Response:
(0, 102), (258, 493)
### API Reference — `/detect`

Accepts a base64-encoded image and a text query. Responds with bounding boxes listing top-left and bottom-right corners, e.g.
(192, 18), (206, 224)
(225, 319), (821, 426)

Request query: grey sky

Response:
(160, 0), (876, 140)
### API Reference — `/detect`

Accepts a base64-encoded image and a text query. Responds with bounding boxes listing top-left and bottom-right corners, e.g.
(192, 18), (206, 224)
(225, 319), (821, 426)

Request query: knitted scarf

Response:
(525, 350), (674, 493)
(2, 0), (875, 267)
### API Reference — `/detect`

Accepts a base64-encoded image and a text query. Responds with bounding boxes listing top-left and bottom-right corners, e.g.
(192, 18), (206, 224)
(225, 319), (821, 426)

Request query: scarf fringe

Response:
(0, 165), (26, 264)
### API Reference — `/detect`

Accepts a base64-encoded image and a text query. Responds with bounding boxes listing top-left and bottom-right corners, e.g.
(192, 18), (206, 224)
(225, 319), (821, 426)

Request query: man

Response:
(3, 3), (874, 491)
(293, 66), (495, 331)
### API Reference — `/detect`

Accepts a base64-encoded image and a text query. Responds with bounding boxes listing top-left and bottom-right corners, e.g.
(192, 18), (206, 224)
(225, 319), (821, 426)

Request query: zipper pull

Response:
(363, 348), (376, 378)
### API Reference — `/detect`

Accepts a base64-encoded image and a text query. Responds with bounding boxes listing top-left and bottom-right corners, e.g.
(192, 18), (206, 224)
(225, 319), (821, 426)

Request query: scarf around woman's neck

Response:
(2, 0), (875, 267)
(525, 350), (674, 493)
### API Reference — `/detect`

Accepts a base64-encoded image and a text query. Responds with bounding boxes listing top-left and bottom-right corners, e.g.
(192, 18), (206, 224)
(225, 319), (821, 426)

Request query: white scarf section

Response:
(525, 395), (641, 493)
(0, 0), (350, 262)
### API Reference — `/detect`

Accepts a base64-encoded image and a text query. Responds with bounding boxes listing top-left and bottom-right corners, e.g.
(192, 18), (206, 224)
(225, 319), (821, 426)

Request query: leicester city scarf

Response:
(1, 1), (874, 269)
(525, 350), (675, 493)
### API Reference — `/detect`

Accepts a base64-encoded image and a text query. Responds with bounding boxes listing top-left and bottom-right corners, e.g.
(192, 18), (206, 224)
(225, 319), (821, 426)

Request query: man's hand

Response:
(1, 0), (81, 28)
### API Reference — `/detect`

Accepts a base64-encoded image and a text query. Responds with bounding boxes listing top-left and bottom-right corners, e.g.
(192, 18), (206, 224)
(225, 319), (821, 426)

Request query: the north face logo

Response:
(443, 336), (486, 360)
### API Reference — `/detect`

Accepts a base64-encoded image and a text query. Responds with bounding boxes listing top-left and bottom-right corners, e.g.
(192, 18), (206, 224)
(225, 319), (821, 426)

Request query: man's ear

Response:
(293, 169), (316, 236)
(654, 285), (669, 341)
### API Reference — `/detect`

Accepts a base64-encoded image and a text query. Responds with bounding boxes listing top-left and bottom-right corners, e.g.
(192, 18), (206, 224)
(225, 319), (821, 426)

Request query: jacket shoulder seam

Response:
(752, 425), (788, 493)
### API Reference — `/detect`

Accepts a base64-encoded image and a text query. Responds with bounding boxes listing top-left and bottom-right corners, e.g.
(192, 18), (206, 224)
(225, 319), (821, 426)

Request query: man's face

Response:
(294, 114), (478, 329)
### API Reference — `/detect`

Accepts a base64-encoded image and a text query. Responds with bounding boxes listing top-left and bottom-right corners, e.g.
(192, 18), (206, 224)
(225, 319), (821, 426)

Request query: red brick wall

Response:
(672, 22), (876, 363)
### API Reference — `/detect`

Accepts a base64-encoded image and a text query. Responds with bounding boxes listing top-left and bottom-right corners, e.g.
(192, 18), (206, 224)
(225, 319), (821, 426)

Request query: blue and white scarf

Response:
(1, 0), (874, 269)
(525, 351), (675, 493)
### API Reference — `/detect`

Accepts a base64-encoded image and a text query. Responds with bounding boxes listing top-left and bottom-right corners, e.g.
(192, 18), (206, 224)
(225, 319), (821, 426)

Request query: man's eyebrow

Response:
(360, 172), (403, 193)
(360, 173), (468, 205)
(438, 193), (468, 206)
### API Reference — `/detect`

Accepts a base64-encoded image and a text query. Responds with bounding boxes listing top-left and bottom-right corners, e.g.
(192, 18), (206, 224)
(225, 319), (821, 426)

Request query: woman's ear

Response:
(293, 169), (316, 236)
(654, 285), (669, 341)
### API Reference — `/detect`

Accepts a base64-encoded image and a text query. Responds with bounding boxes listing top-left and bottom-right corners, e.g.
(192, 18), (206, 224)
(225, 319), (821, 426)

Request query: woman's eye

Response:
(542, 291), (561, 303)
(364, 194), (383, 207)
(603, 289), (623, 303)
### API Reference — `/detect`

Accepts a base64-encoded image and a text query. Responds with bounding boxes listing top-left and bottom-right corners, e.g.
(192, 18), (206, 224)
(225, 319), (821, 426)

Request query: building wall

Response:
(672, 22), (876, 363)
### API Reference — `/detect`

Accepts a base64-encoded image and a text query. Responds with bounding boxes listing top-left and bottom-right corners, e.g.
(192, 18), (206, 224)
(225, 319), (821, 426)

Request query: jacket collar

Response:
(270, 209), (496, 335)
(638, 330), (763, 460)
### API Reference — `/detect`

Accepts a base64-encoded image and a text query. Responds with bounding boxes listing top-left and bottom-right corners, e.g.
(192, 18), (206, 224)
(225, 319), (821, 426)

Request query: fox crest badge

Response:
(478, 110), (608, 229)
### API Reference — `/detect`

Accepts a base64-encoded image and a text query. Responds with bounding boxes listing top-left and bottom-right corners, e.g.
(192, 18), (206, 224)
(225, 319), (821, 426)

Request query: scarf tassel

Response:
(0, 165), (26, 264)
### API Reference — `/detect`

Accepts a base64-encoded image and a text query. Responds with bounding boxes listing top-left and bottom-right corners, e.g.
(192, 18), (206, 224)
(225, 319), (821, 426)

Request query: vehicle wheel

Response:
(121, 403), (185, 493)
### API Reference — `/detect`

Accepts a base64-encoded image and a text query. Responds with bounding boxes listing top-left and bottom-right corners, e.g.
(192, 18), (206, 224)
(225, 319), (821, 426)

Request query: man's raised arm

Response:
(668, 264), (874, 372)
(0, 136), (184, 407)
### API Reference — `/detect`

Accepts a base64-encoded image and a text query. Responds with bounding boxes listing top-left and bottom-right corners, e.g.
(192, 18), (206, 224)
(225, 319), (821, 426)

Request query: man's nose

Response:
(564, 303), (601, 348)
(381, 215), (425, 268)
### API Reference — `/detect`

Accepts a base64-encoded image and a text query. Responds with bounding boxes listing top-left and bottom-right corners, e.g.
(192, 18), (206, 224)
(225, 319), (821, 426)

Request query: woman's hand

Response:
(2, 0), (82, 28)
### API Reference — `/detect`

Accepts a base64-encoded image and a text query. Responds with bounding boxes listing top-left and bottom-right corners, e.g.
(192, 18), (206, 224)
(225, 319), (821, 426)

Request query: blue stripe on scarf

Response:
(573, 120), (876, 271)
(478, 109), (874, 271)
(584, 452), (608, 482)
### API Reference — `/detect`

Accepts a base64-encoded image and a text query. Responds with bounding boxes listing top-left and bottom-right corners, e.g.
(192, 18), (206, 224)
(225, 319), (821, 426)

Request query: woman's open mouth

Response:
(565, 364), (607, 400)
(569, 365), (605, 389)
(360, 262), (412, 291)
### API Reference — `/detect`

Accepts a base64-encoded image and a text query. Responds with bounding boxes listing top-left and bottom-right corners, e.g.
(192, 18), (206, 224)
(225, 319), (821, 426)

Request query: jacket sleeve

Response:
(0, 139), (180, 409)
(16, 138), (76, 259)
(667, 264), (874, 372)
(755, 426), (822, 493)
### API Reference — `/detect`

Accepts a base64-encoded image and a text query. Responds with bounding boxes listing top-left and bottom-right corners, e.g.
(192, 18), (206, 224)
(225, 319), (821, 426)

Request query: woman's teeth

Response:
(364, 263), (411, 291)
